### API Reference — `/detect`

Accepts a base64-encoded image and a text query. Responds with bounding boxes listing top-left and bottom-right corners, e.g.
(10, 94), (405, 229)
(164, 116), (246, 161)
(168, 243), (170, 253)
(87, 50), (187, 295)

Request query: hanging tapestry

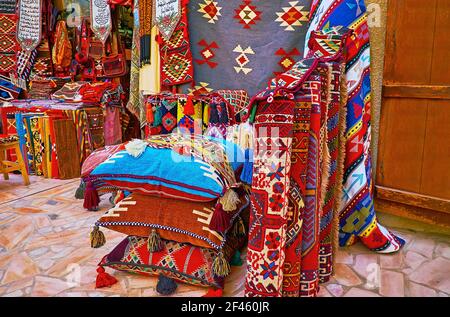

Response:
(159, 1), (194, 88)
(0, 74), (21, 101)
(0, 13), (18, 75)
(0, 0), (17, 14)
(90, 0), (112, 44)
(305, 0), (405, 253)
(138, 0), (152, 65)
(0, 54), (15, 73)
(29, 116), (45, 176)
(104, 106), (122, 146)
(15, 112), (44, 174)
(17, 0), (43, 52)
(16, 49), (37, 81)
(127, 0), (144, 121)
(180, 0), (312, 97)
(84, 107), (105, 152)
(154, 0), (182, 41)
(53, 118), (81, 179)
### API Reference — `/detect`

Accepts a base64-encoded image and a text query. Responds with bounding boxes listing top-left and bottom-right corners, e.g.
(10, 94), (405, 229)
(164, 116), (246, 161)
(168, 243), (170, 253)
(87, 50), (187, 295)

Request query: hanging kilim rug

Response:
(305, 0), (405, 253)
(180, 0), (313, 97)
(16, 0), (43, 51)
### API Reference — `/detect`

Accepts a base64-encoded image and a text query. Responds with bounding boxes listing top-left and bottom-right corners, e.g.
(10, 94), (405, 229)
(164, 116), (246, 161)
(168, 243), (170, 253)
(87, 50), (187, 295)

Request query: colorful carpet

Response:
(305, 0), (405, 253)
(180, 0), (313, 97)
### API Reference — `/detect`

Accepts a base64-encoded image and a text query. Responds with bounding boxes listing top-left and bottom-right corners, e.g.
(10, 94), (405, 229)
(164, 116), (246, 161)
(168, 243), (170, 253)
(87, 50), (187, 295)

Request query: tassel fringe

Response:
(202, 288), (223, 297)
(232, 216), (246, 238)
(147, 229), (163, 252)
(95, 266), (118, 288)
(212, 251), (230, 277)
(75, 180), (86, 199)
(90, 226), (106, 248)
(219, 189), (240, 212)
(209, 203), (232, 233)
(156, 275), (178, 295)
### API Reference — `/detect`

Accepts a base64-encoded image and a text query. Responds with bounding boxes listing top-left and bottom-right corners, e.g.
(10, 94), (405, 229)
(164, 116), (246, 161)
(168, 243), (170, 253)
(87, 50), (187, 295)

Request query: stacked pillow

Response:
(84, 133), (250, 295)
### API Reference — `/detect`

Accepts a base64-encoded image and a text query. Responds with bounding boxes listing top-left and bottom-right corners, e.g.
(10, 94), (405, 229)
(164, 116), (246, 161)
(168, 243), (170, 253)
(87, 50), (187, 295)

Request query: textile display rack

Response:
(0, 0), (407, 298)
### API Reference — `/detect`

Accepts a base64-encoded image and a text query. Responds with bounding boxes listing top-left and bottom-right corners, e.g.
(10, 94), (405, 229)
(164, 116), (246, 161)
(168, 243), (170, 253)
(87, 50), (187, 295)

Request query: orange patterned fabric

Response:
(96, 191), (249, 250)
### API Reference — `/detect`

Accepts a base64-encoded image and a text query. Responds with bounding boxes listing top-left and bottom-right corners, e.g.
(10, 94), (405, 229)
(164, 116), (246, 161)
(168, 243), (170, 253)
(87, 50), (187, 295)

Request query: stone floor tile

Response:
(409, 257), (450, 294)
(408, 282), (437, 297)
(380, 251), (404, 270)
(335, 250), (354, 265)
(353, 254), (379, 278)
(317, 286), (332, 297)
(408, 238), (435, 258)
(31, 276), (72, 296)
(326, 283), (345, 297)
(1, 252), (40, 285)
(0, 216), (35, 250)
(333, 263), (362, 287)
(380, 270), (405, 297)
(343, 288), (380, 297)
(404, 251), (428, 269)
(435, 242), (450, 259)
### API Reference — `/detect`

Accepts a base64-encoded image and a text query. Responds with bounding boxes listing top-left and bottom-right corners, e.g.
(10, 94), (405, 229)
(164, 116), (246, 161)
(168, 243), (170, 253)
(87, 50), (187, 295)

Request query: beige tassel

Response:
(232, 216), (246, 237)
(219, 189), (240, 212)
(212, 251), (231, 277)
(90, 226), (106, 248)
(147, 229), (162, 252)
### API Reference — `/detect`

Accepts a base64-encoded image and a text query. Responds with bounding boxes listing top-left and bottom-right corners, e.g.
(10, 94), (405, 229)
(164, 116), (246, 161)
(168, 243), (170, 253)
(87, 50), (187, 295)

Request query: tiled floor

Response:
(0, 174), (449, 297)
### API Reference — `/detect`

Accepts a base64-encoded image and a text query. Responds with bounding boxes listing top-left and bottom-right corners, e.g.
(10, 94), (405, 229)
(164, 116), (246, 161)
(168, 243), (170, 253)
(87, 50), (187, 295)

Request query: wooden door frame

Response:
(375, 0), (450, 229)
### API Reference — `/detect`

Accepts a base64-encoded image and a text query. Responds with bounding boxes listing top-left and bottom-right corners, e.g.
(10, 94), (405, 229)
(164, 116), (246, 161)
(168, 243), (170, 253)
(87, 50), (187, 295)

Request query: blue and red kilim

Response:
(305, 0), (405, 253)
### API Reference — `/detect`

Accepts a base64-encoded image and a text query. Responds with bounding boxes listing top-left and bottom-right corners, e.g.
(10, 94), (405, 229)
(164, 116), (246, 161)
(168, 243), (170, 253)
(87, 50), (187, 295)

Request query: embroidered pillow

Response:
(95, 192), (249, 250)
(90, 134), (242, 202)
(99, 234), (243, 289)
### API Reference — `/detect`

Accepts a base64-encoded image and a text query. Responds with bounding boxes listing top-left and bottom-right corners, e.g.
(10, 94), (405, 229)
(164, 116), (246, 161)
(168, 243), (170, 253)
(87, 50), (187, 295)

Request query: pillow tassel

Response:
(208, 203), (232, 233)
(147, 229), (163, 252)
(219, 102), (228, 124)
(153, 105), (162, 127)
(230, 250), (243, 266)
(75, 180), (86, 199)
(156, 275), (178, 295)
(219, 189), (240, 212)
(240, 149), (254, 185)
(212, 251), (230, 277)
(232, 216), (246, 238)
(209, 103), (219, 123)
(83, 181), (100, 211)
(146, 102), (154, 125)
(90, 226), (106, 248)
(183, 95), (195, 116)
(202, 288), (223, 297)
(95, 266), (118, 288)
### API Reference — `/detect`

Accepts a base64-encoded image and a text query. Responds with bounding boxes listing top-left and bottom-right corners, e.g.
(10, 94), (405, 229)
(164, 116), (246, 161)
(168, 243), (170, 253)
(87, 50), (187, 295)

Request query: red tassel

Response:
(202, 288), (223, 297)
(95, 267), (118, 288)
(146, 102), (154, 125)
(208, 203), (232, 233)
(83, 181), (100, 211)
(183, 95), (196, 116)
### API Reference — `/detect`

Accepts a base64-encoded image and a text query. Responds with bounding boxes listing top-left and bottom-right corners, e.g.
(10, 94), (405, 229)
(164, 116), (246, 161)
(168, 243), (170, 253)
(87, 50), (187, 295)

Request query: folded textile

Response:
(99, 233), (244, 289)
(95, 191), (249, 250)
(89, 134), (242, 203)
